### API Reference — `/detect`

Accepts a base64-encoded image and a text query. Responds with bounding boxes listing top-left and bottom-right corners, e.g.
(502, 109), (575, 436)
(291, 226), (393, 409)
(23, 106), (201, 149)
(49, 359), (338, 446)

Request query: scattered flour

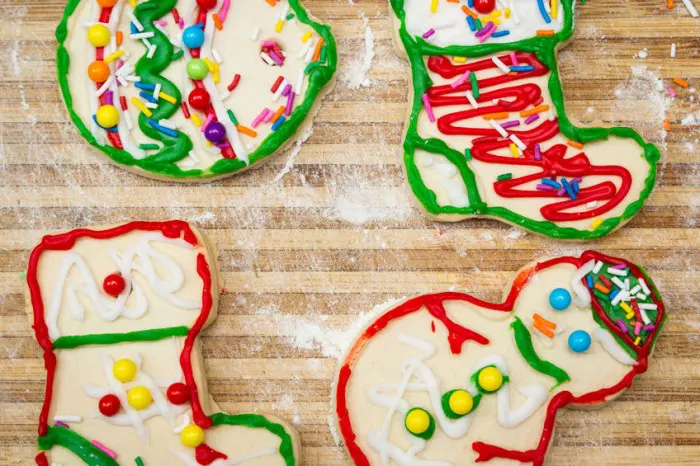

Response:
(613, 65), (673, 154)
(504, 228), (527, 240)
(265, 297), (405, 360)
(342, 13), (375, 90)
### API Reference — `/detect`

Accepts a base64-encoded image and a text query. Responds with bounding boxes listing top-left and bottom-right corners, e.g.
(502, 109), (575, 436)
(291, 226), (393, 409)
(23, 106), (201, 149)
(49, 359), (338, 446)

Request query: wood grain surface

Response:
(1, 0), (699, 464)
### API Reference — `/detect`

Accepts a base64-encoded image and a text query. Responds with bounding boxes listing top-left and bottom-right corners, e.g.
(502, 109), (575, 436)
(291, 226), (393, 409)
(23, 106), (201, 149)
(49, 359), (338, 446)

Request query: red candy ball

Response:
(167, 382), (190, 405)
(196, 0), (217, 11)
(103, 273), (126, 297)
(473, 0), (496, 14)
(99, 394), (121, 417)
(188, 88), (211, 111)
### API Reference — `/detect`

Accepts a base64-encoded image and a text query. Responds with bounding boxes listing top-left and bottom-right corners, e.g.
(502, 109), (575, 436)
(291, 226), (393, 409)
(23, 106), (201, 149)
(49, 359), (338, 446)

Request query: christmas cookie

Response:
(334, 251), (666, 465)
(391, 0), (660, 239)
(27, 221), (300, 465)
(57, 0), (336, 181)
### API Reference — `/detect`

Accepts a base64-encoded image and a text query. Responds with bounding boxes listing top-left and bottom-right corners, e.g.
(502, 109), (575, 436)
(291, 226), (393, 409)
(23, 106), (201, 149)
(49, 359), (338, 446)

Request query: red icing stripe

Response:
(425, 53), (632, 223)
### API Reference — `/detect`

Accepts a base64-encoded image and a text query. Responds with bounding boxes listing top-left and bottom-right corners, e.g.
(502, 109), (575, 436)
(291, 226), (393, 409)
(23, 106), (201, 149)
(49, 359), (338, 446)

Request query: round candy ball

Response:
(87, 24), (111, 47)
(181, 424), (205, 448)
(473, 0), (496, 14)
(568, 330), (592, 353)
(182, 25), (205, 49)
(96, 105), (120, 128)
(167, 382), (190, 405)
(448, 390), (474, 416)
(549, 288), (572, 311)
(98, 394), (121, 417)
(405, 408), (431, 435)
(103, 273), (126, 297)
(186, 59), (209, 80)
(127, 386), (153, 410)
(97, 0), (119, 7)
(204, 122), (226, 143)
(112, 358), (137, 383)
(188, 88), (211, 111)
(87, 61), (110, 83)
(196, 0), (217, 10)
(478, 366), (503, 392)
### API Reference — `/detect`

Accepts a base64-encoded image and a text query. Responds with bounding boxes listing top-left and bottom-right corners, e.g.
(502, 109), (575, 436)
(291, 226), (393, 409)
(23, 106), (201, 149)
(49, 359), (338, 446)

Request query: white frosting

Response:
(47, 233), (200, 339)
(403, 0), (566, 48)
(571, 259), (595, 307)
(593, 328), (638, 366)
(496, 383), (548, 428)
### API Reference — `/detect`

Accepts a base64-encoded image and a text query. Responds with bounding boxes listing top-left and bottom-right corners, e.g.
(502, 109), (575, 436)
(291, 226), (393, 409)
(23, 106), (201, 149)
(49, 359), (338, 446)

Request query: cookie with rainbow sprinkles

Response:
(334, 251), (667, 465)
(57, 0), (336, 181)
(391, 0), (660, 239)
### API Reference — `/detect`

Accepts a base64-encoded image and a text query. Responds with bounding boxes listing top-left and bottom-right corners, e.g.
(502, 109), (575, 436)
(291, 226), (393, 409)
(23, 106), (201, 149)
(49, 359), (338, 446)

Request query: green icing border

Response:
(56, 0), (337, 180)
(210, 412), (297, 466)
(391, 0), (660, 240)
(38, 411), (297, 465)
(52, 326), (189, 349)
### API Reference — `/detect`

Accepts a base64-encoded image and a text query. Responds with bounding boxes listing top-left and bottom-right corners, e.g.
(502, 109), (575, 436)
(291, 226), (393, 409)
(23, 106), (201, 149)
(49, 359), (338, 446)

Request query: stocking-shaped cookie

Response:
(391, 0), (659, 239)
(335, 251), (666, 465)
(27, 221), (300, 465)
(57, 0), (336, 180)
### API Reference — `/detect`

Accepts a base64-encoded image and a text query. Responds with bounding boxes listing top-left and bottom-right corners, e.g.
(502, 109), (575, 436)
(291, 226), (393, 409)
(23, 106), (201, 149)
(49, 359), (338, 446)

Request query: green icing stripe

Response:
(210, 412), (297, 466)
(390, 0), (660, 240)
(39, 412), (297, 465)
(39, 425), (119, 466)
(56, 0), (336, 179)
(511, 317), (570, 389)
(52, 326), (190, 349)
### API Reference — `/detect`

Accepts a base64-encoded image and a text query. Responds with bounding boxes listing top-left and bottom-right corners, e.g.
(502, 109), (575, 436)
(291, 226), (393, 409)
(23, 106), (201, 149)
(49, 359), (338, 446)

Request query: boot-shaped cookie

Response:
(335, 251), (666, 465)
(28, 221), (300, 465)
(391, 0), (659, 239)
(56, 0), (336, 181)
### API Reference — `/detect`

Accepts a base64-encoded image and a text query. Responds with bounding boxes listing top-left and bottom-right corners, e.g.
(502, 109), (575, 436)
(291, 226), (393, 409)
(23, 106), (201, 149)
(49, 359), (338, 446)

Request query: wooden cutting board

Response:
(1, 0), (699, 464)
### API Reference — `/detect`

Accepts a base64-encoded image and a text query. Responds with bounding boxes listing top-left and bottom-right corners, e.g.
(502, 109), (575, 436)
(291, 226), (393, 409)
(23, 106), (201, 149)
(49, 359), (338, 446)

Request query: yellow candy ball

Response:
(87, 24), (111, 47)
(112, 358), (137, 383)
(449, 390), (474, 415)
(478, 366), (503, 392)
(181, 424), (205, 448)
(405, 409), (430, 435)
(96, 105), (120, 128)
(127, 386), (152, 410)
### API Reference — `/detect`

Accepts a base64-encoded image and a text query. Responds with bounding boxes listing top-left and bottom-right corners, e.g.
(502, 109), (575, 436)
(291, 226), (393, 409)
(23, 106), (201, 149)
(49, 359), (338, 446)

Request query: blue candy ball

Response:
(182, 25), (205, 49)
(568, 330), (592, 353)
(549, 288), (572, 311)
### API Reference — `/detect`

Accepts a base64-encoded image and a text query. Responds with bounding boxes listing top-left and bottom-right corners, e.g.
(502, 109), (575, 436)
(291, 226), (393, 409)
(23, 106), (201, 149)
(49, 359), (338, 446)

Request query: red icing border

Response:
(26, 221), (211, 437)
(335, 251), (664, 466)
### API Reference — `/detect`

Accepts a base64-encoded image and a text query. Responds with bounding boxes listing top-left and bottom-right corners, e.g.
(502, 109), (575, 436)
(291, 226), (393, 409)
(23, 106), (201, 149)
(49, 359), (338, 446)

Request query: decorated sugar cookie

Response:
(57, 0), (336, 180)
(27, 221), (300, 465)
(334, 251), (666, 465)
(391, 0), (660, 239)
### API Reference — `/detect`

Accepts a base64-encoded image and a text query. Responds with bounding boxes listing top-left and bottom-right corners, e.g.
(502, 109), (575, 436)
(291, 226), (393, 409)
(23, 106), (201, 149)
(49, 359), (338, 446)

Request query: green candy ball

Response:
(186, 59), (209, 80)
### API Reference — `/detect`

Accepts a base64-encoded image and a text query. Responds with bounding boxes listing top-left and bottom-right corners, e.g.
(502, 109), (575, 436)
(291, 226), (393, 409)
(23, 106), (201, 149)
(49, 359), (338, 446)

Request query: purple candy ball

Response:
(204, 121), (226, 143)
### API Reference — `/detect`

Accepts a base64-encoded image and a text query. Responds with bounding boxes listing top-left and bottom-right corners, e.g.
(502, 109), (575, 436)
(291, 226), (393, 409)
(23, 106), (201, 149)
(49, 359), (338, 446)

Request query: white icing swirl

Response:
(593, 328), (638, 366)
(46, 232), (200, 339)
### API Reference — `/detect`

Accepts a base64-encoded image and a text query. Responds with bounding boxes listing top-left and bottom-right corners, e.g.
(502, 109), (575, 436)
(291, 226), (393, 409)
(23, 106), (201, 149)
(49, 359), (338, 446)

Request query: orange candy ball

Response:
(96, 0), (119, 7)
(88, 61), (110, 83)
